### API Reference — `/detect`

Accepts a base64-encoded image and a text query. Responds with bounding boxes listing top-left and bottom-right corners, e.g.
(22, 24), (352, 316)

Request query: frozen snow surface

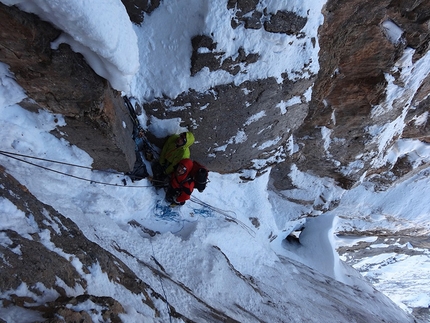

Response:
(0, 0), (429, 321)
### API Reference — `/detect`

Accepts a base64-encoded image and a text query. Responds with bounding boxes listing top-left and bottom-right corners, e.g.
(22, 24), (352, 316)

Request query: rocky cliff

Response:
(1, 0), (428, 188)
(0, 3), (135, 172)
(289, 0), (430, 189)
(138, 0), (430, 194)
(0, 0), (429, 322)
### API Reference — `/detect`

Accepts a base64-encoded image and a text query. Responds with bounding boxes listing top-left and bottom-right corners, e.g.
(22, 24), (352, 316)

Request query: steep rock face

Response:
(0, 166), (198, 322)
(141, 2), (315, 176)
(272, 0), (430, 189)
(0, 2), (428, 321)
(144, 77), (312, 174)
(0, 167), (155, 321)
(2, 1), (428, 185)
(404, 73), (430, 142)
(139, 0), (429, 189)
(0, 3), (135, 172)
(228, 0), (308, 34)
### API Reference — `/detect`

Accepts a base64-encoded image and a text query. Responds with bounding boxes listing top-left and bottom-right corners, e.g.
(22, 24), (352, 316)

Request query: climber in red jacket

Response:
(165, 158), (195, 205)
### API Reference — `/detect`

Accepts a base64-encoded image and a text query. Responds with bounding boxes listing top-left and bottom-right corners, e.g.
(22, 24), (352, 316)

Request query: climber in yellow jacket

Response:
(159, 132), (195, 175)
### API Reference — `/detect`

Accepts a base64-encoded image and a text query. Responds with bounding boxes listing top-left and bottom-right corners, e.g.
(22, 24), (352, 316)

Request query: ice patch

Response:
(381, 20), (404, 45)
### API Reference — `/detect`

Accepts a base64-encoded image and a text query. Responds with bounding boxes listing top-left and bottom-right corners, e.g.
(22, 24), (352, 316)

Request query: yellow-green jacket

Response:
(159, 132), (195, 174)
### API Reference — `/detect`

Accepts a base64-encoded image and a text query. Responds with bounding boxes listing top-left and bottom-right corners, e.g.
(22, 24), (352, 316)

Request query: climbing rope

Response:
(190, 196), (256, 237)
(149, 239), (173, 323)
(124, 96), (159, 160)
(0, 150), (94, 170)
(190, 196), (236, 216)
(0, 150), (153, 188)
(0, 150), (256, 235)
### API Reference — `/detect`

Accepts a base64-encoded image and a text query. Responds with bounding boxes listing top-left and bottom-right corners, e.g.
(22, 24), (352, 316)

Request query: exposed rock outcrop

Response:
(120, 0), (161, 25)
(0, 166), (162, 321)
(0, 3), (135, 172)
(143, 77), (312, 174)
(140, 0), (429, 189)
(273, 0), (430, 189)
(228, 0), (308, 34)
(141, 2), (315, 176)
(286, 0), (430, 188)
(2, 0), (428, 185)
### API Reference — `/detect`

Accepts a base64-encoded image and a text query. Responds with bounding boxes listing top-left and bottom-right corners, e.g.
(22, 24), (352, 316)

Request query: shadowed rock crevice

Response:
(228, 0), (307, 34)
(120, 0), (161, 25)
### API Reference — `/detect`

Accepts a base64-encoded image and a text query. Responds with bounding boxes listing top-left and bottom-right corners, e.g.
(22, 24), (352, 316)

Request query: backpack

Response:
(191, 161), (208, 192)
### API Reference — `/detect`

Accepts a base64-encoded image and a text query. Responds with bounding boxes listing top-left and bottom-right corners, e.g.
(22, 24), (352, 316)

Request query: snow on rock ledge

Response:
(1, 0), (140, 93)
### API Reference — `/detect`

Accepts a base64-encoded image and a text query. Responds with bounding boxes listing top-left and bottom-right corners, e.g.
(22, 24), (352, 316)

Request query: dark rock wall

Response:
(272, 0), (430, 189)
(144, 77), (312, 174)
(0, 3), (136, 172)
(0, 166), (156, 321)
(142, 2), (314, 176)
(120, 0), (161, 25)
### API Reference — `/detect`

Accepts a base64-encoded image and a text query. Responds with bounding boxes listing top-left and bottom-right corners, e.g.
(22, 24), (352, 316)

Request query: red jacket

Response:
(170, 159), (195, 203)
